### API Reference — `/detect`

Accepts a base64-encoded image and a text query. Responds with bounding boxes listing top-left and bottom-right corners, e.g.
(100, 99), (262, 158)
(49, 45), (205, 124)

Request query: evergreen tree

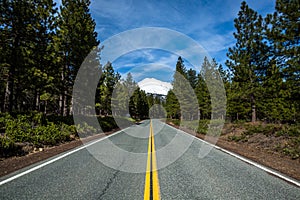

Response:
(1, 0), (34, 112)
(226, 1), (268, 122)
(261, 60), (290, 122)
(56, 0), (99, 116)
(196, 57), (211, 119)
(175, 56), (187, 78)
(97, 62), (120, 115)
(28, 0), (58, 112)
(187, 68), (198, 89)
(111, 82), (128, 116)
(129, 88), (149, 120)
(172, 56), (198, 120)
(266, 0), (300, 122)
(165, 90), (180, 119)
(0, 0), (58, 113)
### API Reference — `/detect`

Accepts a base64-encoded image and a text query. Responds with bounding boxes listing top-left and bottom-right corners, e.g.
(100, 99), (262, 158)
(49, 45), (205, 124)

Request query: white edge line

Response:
(0, 127), (130, 186)
(165, 123), (300, 187)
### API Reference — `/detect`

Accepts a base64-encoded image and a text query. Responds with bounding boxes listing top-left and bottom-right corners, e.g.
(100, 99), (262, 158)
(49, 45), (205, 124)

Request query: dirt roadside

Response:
(1, 123), (299, 183)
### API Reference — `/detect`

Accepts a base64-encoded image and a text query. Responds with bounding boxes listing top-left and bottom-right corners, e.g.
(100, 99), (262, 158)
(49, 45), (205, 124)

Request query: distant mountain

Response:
(138, 78), (172, 96)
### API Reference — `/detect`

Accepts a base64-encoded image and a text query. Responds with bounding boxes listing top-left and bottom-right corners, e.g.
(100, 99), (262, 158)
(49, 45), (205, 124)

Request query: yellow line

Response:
(144, 123), (152, 200)
(151, 120), (161, 200)
(144, 120), (161, 200)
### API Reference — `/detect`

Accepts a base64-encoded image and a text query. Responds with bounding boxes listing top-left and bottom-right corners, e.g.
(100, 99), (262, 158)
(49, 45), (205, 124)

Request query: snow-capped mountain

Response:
(138, 78), (172, 96)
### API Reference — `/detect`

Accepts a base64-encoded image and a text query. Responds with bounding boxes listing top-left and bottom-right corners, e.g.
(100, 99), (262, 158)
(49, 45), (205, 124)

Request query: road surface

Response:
(1, 119), (299, 199)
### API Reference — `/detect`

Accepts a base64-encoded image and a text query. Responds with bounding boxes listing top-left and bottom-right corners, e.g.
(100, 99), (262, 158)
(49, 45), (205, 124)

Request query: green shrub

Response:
(33, 123), (73, 146)
(197, 120), (209, 134)
(5, 118), (33, 143)
(274, 124), (300, 137)
(167, 119), (180, 126)
(228, 135), (248, 142)
(0, 136), (21, 157)
(75, 122), (97, 137)
(244, 123), (280, 136)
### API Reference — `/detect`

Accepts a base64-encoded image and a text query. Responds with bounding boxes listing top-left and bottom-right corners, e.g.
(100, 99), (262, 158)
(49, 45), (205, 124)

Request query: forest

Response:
(0, 0), (299, 158)
(166, 1), (299, 124)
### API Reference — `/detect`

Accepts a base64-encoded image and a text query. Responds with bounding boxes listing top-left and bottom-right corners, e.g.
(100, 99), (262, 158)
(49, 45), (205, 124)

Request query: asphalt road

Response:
(0, 119), (299, 199)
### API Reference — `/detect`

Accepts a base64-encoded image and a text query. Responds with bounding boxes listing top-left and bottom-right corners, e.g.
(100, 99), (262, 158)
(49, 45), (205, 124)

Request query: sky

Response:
(55, 0), (276, 83)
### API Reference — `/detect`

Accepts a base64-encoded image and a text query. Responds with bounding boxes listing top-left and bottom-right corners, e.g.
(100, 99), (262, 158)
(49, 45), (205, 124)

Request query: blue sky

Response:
(55, 0), (275, 82)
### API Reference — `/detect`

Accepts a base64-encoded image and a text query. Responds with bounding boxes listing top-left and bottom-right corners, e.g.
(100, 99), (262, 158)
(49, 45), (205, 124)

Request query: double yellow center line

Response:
(144, 120), (161, 200)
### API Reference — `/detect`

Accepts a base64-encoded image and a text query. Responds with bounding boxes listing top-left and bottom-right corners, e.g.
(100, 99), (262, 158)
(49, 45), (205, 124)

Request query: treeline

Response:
(96, 66), (152, 120)
(166, 56), (223, 121)
(0, 0), (99, 116)
(0, 0), (159, 120)
(101, 68), (165, 120)
(166, 0), (299, 124)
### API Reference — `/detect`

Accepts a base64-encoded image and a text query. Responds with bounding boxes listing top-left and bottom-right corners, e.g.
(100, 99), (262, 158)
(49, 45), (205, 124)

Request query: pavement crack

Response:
(98, 157), (127, 199)
(98, 169), (120, 199)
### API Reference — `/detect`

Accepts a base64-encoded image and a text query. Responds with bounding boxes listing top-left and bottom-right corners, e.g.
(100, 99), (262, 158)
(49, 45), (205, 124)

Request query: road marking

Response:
(165, 122), (300, 187)
(144, 120), (161, 200)
(151, 122), (161, 200)
(0, 127), (130, 186)
(144, 126), (152, 200)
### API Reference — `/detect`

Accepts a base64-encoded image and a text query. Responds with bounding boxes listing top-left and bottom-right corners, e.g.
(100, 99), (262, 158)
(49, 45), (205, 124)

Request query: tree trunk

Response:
(4, 58), (16, 113)
(44, 100), (47, 115)
(65, 92), (70, 116)
(59, 93), (65, 116)
(4, 70), (14, 113)
(35, 90), (40, 111)
(251, 94), (256, 122)
(60, 64), (67, 116)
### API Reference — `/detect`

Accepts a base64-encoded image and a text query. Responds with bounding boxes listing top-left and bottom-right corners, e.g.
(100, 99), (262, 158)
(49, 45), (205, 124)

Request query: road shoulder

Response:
(166, 122), (300, 182)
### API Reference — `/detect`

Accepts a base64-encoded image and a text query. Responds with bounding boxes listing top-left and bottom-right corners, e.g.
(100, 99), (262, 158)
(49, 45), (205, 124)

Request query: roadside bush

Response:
(0, 136), (21, 157)
(75, 122), (97, 137)
(228, 135), (248, 142)
(197, 120), (209, 134)
(244, 124), (276, 135)
(0, 113), (134, 158)
(1, 113), (77, 150)
(281, 136), (300, 159)
(5, 118), (33, 143)
(276, 125), (300, 137)
(167, 119), (180, 126)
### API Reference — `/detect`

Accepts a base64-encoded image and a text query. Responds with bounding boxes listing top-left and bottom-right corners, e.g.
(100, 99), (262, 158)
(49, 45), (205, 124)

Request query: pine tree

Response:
(56, 0), (99, 116)
(165, 90), (180, 119)
(175, 56), (187, 78)
(172, 56), (198, 120)
(187, 68), (198, 89)
(207, 59), (226, 120)
(111, 82), (128, 116)
(226, 1), (268, 122)
(129, 88), (149, 120)
(1, 0), (34, 112)
(27, 0), (58, 112)
(196, 57), (211, 119)
(97, 62), (120, 115)
(266, 0), (300, 122)
(0, 0), (58, 113)
(261, 60), (290, 122)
